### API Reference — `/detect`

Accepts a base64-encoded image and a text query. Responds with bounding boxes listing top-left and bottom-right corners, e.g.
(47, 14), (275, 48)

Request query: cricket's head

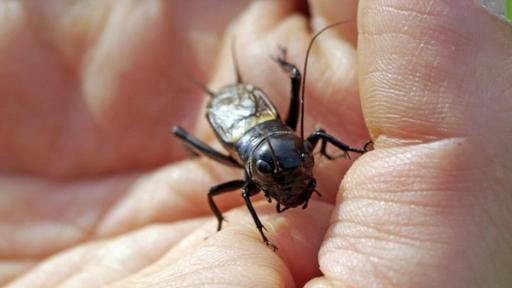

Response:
(249, 134), (316, 208)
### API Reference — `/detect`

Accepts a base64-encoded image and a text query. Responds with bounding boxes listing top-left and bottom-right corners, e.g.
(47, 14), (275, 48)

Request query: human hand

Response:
(2, 0), (512, 287)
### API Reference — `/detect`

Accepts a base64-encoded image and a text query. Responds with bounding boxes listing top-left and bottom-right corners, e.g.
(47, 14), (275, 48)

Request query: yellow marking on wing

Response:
(230, 113), (277, 142)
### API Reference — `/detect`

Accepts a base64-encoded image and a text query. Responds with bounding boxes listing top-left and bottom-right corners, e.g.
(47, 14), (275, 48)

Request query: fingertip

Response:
(357, 0), (484, 141)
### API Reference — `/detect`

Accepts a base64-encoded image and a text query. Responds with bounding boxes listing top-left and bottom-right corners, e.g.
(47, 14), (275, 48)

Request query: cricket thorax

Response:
(207, 84), (280, 144)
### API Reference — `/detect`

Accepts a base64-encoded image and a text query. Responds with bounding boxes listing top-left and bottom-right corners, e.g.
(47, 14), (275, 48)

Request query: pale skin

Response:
(1, 0), (512, 287)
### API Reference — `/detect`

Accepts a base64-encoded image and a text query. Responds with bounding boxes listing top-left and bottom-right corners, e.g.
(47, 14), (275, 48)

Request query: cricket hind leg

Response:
(172, 126), (242, 168)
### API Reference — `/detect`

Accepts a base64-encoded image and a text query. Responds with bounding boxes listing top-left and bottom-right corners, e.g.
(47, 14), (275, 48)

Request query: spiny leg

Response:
(273, 46), (302, 130)
(241, 181), (277, 251)
(208, 180), (246, 231)
(172, 126), (242, 168)
(308, 129), (371, 159)
(318, 138), (374, 160)
(319, 137), (351, 160)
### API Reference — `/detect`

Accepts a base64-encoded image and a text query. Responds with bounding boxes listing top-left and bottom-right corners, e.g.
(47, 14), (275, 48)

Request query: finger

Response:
(109, 201), (333, 288)
(308, 0), (359, 45)
(96, 159), (242, 237)
(0, 159), (240, 260)
(0, 0), (250, 177)
(8, 220), (205, 288)
(358, 0), (512, 143)
(313, 141), (481, 287)
(0, 173), (130, 260)
(311, 0), (512, 287)
(195, 0), (367, 203)
(0, 260), (34, 287)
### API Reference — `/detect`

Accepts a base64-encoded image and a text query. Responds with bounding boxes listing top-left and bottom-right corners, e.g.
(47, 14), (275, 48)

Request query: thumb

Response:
(309, 0), (512, 287)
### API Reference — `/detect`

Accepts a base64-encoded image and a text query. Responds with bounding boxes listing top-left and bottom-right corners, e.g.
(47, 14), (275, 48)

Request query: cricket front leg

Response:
(241, 182), (277, 251)
(208, 180), (246, 231)
(307, 129), (372, 160)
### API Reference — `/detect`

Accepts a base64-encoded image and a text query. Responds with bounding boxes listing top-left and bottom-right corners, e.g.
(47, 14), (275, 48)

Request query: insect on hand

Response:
(172, 21), (372, 251)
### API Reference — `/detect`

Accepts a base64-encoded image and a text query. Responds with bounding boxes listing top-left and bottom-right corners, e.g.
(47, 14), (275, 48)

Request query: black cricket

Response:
(172, 23), (371, 251)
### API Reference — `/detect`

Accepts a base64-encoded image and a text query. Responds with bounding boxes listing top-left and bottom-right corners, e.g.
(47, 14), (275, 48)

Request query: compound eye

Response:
(256, 159), (274, 174)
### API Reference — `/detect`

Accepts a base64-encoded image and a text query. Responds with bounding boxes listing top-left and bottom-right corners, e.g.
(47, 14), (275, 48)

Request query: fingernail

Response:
(478, 0), (512, 24)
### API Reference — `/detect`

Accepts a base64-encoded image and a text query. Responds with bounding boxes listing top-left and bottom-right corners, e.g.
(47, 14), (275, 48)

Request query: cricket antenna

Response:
(232, 37), (242, 83)
(300, 20), (352, 143)
(185, 73), (216, 97)
(266, 138), (281, 173)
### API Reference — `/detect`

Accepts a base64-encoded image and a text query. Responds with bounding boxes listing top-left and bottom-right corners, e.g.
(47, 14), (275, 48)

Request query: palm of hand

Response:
(2, 1), (512, 288)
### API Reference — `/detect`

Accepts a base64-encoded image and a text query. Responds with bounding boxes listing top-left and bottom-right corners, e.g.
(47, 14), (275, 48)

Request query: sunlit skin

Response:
(1, 0), (512, 287)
